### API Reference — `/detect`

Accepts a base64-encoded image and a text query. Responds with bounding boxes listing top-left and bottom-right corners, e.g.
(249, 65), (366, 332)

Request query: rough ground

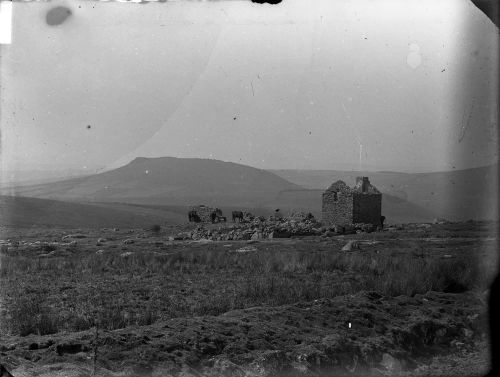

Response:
(0, 291), (491, 377)
(0, 221), (496, 376)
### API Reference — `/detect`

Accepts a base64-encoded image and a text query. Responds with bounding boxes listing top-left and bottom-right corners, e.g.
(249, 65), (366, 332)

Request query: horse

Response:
(211, 211), (221, 223)
(188, 210), (200, 223)
(380, 215), (386, 229)
(209, 208), (225, 223)
(232, 211), (244, 222)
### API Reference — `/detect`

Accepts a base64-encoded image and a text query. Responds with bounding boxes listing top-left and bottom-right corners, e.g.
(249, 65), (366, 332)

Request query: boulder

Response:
(120, 251), (133, 257)
(380, 353), (402, 374)
(433, 217), (449, 224)
(341, 240), (360, 251)
(251, 232), (263, 241)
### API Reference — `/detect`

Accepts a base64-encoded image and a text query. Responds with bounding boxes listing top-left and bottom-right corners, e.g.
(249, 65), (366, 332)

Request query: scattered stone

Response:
(96, 250), (105, 255)
(251, 232), (262, 241)
(62, 234), (86, 239)
(120, 251), (133, 257)
(462, 328), (474, 339)
(380, 353), (402, 374)
(38, 252), (54, 258)
(341, 240), (361, 251)
(123, 239), (135, 245)
(433, 217), (449, 224)
(416, 223), (432, 228)
(233, 246), (257, 253)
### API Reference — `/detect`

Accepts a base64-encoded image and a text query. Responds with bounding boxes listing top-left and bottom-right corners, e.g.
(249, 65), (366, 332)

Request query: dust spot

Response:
(46, 6), (72, 26)
(86, 125), (91, 130)
(251, 0), (283, 3)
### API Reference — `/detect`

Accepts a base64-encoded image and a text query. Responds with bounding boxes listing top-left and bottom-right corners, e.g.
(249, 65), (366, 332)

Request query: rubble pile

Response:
(169, 212), (380, 241)
(171, 216), (321, 241)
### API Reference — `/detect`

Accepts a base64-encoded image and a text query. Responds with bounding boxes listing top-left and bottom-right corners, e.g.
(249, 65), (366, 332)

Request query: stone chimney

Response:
(355, 176), (370, 192)
(362, 177), (370, 192)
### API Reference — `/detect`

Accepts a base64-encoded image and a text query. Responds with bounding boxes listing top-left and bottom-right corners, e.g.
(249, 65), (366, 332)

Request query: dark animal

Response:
(380, 215), (386, 229)
(210, 208), (224, 223)
(188, 210), (200, 223)
(232, 211), (244, 222)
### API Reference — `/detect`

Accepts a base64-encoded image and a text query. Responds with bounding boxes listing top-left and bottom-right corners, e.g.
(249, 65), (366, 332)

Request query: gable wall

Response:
(321, 190), (353, 225)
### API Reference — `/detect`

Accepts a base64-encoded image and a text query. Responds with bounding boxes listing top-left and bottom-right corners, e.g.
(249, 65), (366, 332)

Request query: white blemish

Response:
(407, 43), (422, 69)
(359, 144), (363, 171)
(0, 0), (12, 45)
(145, 170), (149, 174)
(348, 322), (351, 329)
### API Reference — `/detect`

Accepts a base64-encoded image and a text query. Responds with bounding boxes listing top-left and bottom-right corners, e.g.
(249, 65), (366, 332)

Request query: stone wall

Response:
(190, 205), (216, 223)
(353, 193), (382, 225)
(322, 190), (353, 226)
(322, 177), (382, 226)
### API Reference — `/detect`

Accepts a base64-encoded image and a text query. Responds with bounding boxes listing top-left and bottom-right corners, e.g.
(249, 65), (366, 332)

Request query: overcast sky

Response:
(0, 0), (498, 174)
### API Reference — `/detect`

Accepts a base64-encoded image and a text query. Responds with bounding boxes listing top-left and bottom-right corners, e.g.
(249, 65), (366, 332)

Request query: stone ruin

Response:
(173, 212), (321, 241)
(322, 177), (382, 227)
(189, 205), (223, 223)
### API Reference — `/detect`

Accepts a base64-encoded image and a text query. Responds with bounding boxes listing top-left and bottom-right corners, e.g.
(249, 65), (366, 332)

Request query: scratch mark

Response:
(459, 100), (475, 143)
(250, 82), (254, 97)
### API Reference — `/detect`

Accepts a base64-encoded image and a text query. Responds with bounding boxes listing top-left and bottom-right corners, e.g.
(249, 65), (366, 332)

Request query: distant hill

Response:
(3, 158), (496, 225)
(2, 157), (300, 208)
(270, 164), (499, 221)
(0, 196), (186, 228)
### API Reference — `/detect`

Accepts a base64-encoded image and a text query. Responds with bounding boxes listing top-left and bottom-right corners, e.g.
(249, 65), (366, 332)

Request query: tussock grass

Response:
(0, 240), (495, 336)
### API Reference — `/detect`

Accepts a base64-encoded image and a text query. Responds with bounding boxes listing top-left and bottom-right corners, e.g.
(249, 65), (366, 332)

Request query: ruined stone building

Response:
(322, 177), (382, 226)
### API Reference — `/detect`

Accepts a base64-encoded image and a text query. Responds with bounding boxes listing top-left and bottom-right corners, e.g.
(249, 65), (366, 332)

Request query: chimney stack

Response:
(362, 177), (369, 192)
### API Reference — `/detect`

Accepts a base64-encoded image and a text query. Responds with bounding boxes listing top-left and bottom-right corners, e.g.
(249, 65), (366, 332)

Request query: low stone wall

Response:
(190, 206), (216, 223)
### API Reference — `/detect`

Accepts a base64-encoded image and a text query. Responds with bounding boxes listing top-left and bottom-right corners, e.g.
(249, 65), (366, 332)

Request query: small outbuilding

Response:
(322, 177), (382, 226)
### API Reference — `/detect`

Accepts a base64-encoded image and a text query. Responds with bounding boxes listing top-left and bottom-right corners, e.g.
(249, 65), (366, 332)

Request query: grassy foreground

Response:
(0, 222), (496, 337)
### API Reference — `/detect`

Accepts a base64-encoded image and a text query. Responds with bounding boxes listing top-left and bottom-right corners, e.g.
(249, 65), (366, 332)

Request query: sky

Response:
(0, 0), (498, 175)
